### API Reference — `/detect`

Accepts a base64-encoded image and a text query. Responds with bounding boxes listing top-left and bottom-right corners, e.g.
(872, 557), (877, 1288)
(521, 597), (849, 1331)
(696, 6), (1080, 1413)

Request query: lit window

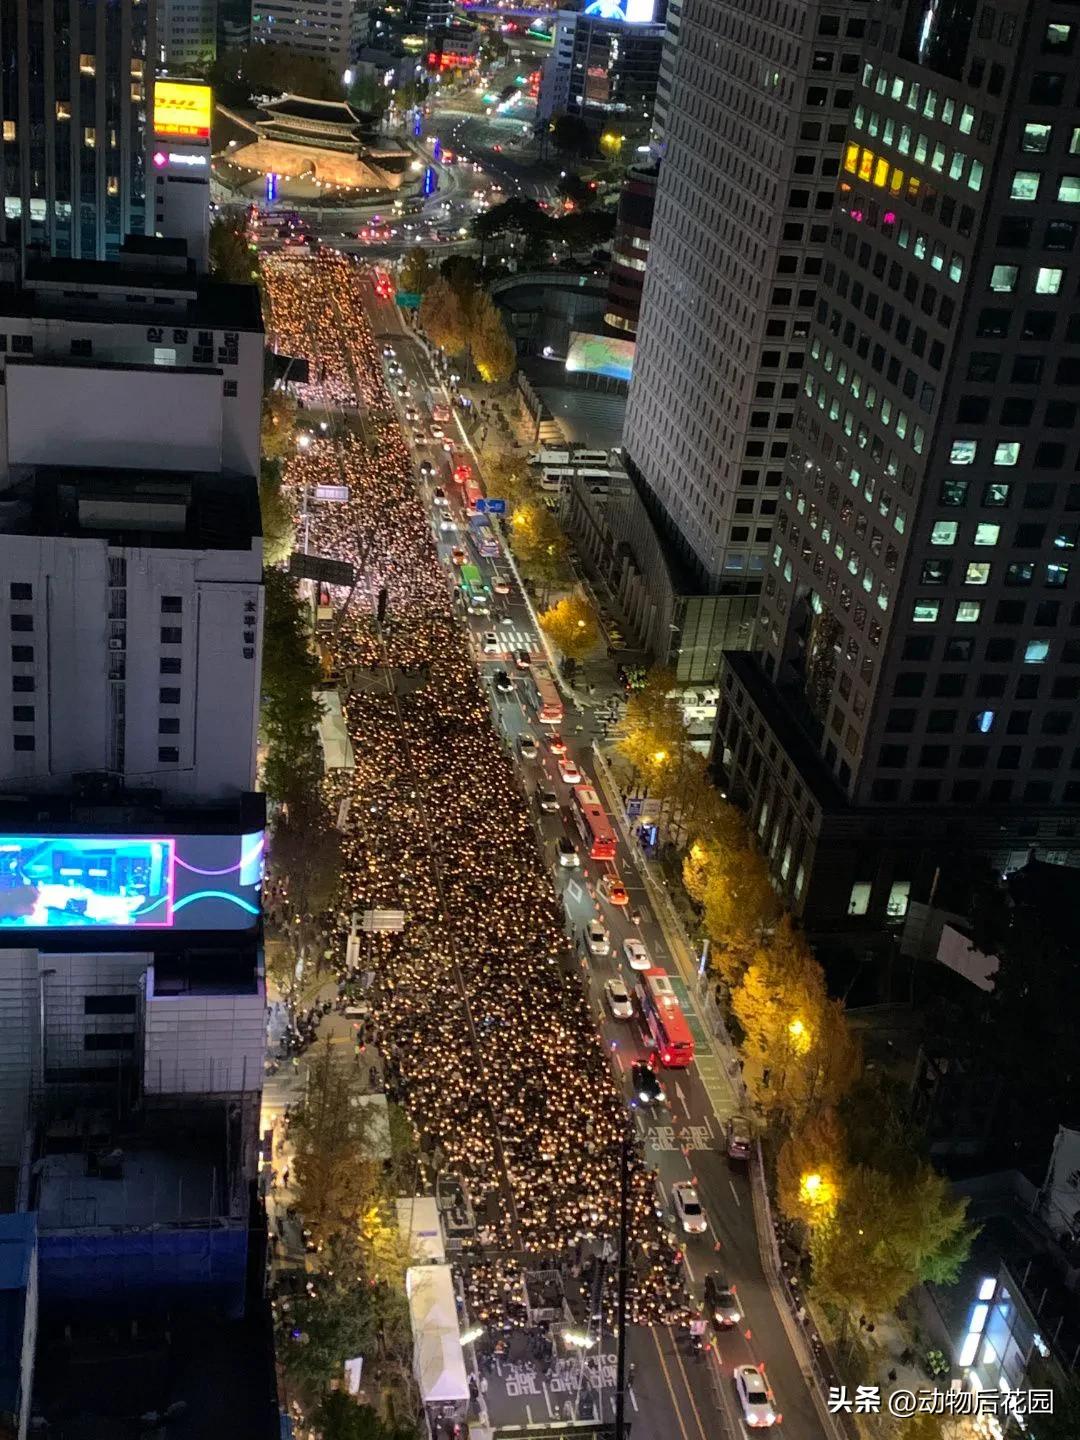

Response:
(956, 601), (982, 622)
(931, 521), (958, 546)
(79, 53), (96, 75)
(959, 105), (975, 135)
(949, 254), (964, 283)
(974, 524), (1000, 546)
(56, 101), (71, 121)
(1045, 22), (1073, 48)
(990, 264), (1017, 292)
(994, 442), (1021, 466)
(2, 121), (13, 142)
(887, 880), (910, 918)
(974, 711), (995, 734)
(1025, 640), (1050, 663)
(1072, 128), (1080, 155)
(106, 176), (119, 197)
(83, 127), (96, 148)
(985, 482), (1011, 506)
(950, 439), (978, 465)
(1022, 122), (1052, 153)
(847, 881), (872, 916)
(969, 160), (985, 191)
(1011, 170), (1041, 200)
(1046, 562), (1070, 587)
(949, 151), (965, 181)
(913, 600), (940, 623)
(1059, 176), (1080, 203)
(1035, 266), (1063, 294)
(965, 562), (991, 585)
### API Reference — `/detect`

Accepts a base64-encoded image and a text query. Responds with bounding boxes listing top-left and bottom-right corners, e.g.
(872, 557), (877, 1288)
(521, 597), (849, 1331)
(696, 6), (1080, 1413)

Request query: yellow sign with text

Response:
(153, 81), (212, 139)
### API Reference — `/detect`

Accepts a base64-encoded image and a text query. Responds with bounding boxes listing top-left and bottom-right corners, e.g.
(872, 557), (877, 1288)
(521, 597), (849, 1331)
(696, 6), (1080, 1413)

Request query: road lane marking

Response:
(729, 1180), (742, 1208)
(648, 1330), (692, 1440)
(669, 1329), (712, 1440)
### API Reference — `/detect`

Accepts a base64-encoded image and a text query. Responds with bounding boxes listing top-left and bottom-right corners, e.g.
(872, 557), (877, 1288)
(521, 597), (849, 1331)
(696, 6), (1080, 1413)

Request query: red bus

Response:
(637, 969), (694, 1068)
(532, 665), (563, 726)
(571, 785), (616, 862)
(372, 269), (393, 298)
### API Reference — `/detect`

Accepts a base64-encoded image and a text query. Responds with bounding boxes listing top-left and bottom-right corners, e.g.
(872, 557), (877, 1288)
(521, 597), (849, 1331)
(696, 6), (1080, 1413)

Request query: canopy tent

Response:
(406, 1265), (469, 1404)
(396, 1196), (445, 1264)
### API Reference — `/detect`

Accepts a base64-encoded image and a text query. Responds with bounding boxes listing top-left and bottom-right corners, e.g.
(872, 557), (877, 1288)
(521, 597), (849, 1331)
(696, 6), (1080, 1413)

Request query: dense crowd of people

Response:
(263, 252), (690, 1326)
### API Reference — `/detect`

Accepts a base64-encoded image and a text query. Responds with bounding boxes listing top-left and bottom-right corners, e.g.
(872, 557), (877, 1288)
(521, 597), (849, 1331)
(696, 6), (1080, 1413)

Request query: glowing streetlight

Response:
(653, 749), (668, 764)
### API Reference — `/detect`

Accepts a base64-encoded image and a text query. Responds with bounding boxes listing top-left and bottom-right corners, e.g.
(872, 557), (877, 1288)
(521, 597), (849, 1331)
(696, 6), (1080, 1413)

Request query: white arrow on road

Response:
(674, 1080), (687, 1106)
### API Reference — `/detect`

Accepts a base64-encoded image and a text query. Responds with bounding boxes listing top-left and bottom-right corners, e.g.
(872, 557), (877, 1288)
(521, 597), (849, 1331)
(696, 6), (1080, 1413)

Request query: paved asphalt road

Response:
(321, 269), (829, 1440)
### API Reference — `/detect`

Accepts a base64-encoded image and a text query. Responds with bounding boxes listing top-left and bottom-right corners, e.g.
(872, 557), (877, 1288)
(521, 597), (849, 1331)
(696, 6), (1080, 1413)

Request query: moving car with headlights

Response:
(727, 1115), (753, 1162)
(630, 1062), (664, 1106)
(547, 733), (567, 756)
(432, 486), (449, 507)
(451, 546), (466, 566)
(623, 938), (651, 971)
(672, 1181), (708, 1235)
(482, 631), (500, 655)
(518, 733), (539, 761)
(604, 977), (633, 1020)
(419, 460), (435, 478)
(557, 836), (580, 868)
(558, 757), (583, 785)
(599, 874), (629, 906)
(734, 1365), (779, 1428)
(493, 669), (514, 693)
(704, 1275), (742, 1329)
(537, 787), (560, 813)
(585, 920), (610, 956)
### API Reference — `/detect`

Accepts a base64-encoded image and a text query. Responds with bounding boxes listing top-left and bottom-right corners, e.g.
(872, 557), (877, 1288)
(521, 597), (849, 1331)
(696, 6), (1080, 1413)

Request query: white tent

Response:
(317, 688), (355, 770)
(397, 1196), (445, 1264)
(406, 1265), (469, 1404)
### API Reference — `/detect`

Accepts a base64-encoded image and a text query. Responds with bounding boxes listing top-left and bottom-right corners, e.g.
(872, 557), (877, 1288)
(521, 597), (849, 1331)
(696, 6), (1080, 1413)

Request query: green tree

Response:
(420, 277), (469, 355)
(507, 500), (568, 601)
(470, 292), (516, 383)
(314, 1393), (420, 1440)
(776, 1107), (846, 1231)
(556, 208), (616, 252)
(399, 246), (435, 296)
(276, 1247), (380, 1390)
(243, 44), (341, 101)
(262, 387), (299, 462)
(539, 593), (600, 661)
(260, 568), (323, 806)
(270, 790), (341, 914)
(259, 460), (295, 567)
(291, 1043), (383, 1249)
(810, 1164), (975, 1318)
(550, 111), (593, 157)
(209, 214), (258, 285)
(439, 253), (483, 298)
(838, 1073), (927, 1178)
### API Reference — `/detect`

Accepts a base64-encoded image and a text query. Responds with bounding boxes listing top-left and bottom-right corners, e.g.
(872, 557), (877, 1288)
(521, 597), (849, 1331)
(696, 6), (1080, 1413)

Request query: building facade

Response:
(160, 0), (218, 68)
(0, 0), (155, 262)
(537, 7), (668, 134)
(650, 0), (682, 147)
(604, 162), (658, 337)
(250, 0), (363, 74)
(622, 0), (868, 598)
(719, 0), (1080, 937)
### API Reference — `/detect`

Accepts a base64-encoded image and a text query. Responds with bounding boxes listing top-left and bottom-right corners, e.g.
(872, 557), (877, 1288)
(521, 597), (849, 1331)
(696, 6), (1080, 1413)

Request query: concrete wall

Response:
(143, 973), (265, 1096)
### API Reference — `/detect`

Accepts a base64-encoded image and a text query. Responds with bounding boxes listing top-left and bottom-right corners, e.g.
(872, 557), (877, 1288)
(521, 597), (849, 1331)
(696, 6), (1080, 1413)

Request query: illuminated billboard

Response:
(565, 330), (636, 382)
(153, 81), (212, 140)
(0, 832), (263, 931)
(583, 0), (657, 21)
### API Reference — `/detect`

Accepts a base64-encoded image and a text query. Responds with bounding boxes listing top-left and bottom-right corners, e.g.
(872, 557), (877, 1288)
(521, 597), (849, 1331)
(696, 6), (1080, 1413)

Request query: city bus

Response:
(464, 478), (484, 514)
(459, 563), (491, 614)
(571, 785), (616, 861)
(531, 665), (564, 726)
(637, 969), (695, 1069)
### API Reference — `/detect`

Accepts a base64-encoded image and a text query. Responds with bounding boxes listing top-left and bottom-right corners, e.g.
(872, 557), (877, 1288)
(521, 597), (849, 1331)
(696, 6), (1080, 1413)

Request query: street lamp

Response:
(653, 749), (668, 764)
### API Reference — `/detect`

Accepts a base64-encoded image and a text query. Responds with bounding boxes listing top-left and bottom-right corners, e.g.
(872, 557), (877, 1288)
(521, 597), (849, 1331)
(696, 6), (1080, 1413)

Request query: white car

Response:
(518, 733), (539, 761)
(734, 1365), (779, 1429)
(430, 424), (445, 439)
(672, 1182), (708, 1236)
(559, 758), (583, 785)
(482, 631), (500, 655)
(623, 938), (652, 971)
(604, 977), (633, 1020)
(438, 517), (458, 534)
(585, 921), (610, 957)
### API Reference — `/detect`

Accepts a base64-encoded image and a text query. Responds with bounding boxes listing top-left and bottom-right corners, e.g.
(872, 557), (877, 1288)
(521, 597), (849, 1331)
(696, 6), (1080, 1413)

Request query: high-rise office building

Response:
(251, 0), (365, 74)
(160, 0), (218, 69)
(719, 0), (1080, 938)
(622, 0), (867, 599)
(0, 0), (155, 262)
(604, 162), (659, 337)
(650, 0), (682, 147)
(538, 2), (668, 135)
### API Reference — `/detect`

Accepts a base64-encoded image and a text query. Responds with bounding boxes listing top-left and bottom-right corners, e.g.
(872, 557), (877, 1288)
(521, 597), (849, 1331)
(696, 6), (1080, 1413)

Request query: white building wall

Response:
(537, 12), (576, 122)
(0, 535), (263, 801)
(143, 973), (265, 1096)
(0, 313), (262, 482)
(39, 951), (150, 1075)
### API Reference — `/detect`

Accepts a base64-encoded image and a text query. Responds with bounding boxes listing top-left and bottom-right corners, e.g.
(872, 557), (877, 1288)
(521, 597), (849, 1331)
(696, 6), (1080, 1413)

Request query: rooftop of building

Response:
(260, 93), (373, 127)
(0, 788), (264, 838)
(1, 236), (262, 334)
(36, 1148), (227, 1230)
(0, 463), (261, 551)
